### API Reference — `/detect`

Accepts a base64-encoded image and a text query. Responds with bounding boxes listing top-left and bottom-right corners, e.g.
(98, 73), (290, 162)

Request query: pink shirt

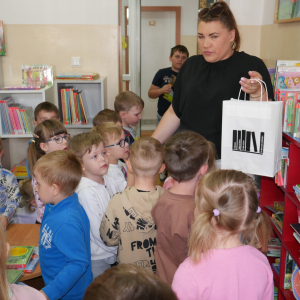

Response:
(10, 284), (47, 300)
(172, 246), (273, 300)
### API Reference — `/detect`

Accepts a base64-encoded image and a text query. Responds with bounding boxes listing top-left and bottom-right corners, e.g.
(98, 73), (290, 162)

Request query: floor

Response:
(140, 130), (163, 187)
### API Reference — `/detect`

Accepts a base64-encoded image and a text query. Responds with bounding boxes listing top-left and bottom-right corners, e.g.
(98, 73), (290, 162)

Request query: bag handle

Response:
(237, 79), (269, 102)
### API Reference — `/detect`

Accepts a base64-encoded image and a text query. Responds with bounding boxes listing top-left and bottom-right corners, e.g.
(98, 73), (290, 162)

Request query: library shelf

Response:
(271, 264), (280, 285)
(261, 133), (300, 300)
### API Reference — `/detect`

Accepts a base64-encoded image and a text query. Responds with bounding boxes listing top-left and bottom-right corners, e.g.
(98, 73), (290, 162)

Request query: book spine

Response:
(6, 263), (27, 269)
(16, 108), (25, 134)
(8, 108), (17, 134)
(79, 92), (88, 124)
(12, 108), (22, 134)
(60, 89), (67, 125)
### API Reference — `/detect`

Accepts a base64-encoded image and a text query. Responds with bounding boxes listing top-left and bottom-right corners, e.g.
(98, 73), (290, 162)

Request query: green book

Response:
(6, 246), (34, 269)
(284, 253), (294, 289)
(6, 269), (23, 284)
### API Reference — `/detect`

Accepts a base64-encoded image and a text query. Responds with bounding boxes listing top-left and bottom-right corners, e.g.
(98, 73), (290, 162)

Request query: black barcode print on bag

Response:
(232, 130), (264, 155)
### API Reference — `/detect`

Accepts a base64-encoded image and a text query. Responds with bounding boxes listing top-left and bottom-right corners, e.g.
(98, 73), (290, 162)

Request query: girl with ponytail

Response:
(172, 169), (273, 300)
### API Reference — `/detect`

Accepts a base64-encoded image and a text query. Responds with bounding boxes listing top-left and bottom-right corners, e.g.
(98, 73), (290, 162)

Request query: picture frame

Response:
(274, 0), (300, 23)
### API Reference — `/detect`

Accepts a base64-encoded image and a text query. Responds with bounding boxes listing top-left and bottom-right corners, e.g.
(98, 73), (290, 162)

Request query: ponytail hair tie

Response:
(256, 206), (261, 213)
(213, 209), (220, 216)
(33, 134), (39, 139)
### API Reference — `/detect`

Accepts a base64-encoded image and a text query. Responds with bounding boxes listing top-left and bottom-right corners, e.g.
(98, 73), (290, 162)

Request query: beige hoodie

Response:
(100, 186), (165, 274)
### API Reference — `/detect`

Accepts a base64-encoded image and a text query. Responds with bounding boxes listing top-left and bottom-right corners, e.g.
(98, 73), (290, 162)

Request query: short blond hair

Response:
(92, 122), (123, 146)
(130, 137), (163, 177)
(93, 109), (122, 126)
(19, 178), (35, 213)
(189, 169), (272, 263)
(68, 132), (104, 161)
(114, 91), (144, 113)
(33, 151), (82, 197)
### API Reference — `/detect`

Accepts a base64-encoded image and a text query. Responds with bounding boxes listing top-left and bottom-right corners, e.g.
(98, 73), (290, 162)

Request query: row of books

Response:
(294, 184), (300, 202)
(0, 96), (34, 135)
(270, 212), (283, 234)
(267, 238), (281, 257)
(55, 72), (100, 81)
(60, 88), (89, 125)
(275, 147), (289, 188)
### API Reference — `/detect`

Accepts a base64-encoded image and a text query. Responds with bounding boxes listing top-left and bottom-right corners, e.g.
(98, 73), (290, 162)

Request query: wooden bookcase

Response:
(261, 132), (300, 300)
(54, 77), (107, 129)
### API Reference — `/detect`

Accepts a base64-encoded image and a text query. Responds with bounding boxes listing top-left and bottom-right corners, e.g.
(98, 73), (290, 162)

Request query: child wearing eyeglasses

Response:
(69, 132), (128, 279)
(92, 122), (134, 190)
(27, 119), (70, 224)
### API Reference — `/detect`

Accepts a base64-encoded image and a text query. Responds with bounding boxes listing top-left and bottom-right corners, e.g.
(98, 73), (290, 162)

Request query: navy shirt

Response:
(152, 67), (178, 116)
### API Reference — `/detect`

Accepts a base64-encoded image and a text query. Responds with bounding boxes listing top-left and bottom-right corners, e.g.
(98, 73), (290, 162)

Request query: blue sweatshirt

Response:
(39, 193), (93, 300)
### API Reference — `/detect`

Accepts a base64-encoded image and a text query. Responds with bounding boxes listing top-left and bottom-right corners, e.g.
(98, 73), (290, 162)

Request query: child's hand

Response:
(0, 215), (8, 229)
(161, 84), (172, 94)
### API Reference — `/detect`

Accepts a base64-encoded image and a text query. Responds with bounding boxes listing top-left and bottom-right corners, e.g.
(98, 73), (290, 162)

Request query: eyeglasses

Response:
(44, 134), (71, 144)
(198, 4), (231, 19)
(105, 136), (130, 148)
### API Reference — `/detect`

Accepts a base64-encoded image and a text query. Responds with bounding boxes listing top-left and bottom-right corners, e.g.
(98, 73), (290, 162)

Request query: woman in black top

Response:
(152, 2), (274, 159)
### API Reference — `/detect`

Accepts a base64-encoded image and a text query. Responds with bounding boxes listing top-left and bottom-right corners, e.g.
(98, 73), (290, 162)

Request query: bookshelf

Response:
(54, 77), (107, 129)
(261, 132), (300, 300)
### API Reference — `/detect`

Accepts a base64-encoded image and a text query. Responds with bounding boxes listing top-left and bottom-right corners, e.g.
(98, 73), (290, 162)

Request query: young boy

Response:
(33, 150), (92, 300)
(92, 122), (133, 188)
(148, 45), (189, 125)
(114, 91), (144, 146)
(69, 132), (125, 279)
(93, 109), (122, 127)
(26, 101), (60, 178)
(151, 131), (216, 285)
(100, 137), (165, 275)
(0, 138), (21, 228)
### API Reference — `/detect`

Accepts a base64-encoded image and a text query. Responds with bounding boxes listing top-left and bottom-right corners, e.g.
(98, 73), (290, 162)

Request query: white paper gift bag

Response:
(221, 79), (283, 177)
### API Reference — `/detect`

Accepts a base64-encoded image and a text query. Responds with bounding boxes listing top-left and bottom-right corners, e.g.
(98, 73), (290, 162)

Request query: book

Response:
(274, 201), (284, 212)
(17, 246), (39, 273)
(0, 21), (6, 56)
(284, 253), (294, 289)
(55, 72), (100, 80)
(6, 269), (23, 284)
(270, 217), (283, 234)
(22, 65), (53, 87)
(6, 246), (34, 269)
(0, 86), (45, 90)
(291, 223), (300, 235)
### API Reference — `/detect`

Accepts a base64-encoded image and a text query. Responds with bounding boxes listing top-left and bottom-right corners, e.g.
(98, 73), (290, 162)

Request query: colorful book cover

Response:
(268, 68), (276, 88)
(22, 65), (53, 87)
(17, 246), (39, 273)
(6, 246), (34, 269)
(55, 73), (100, 80)
(0, 21), (5, 56)
(23, 107), (34, 133)
(285, 253), (294, 289)
(6, 270), (23, 284)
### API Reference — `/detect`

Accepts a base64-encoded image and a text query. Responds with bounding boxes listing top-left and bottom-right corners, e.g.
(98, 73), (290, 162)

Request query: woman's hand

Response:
(239, 71), (267, 101)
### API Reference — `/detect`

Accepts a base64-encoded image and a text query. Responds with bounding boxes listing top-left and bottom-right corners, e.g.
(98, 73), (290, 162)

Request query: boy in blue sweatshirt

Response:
(33, 150), (93, 300)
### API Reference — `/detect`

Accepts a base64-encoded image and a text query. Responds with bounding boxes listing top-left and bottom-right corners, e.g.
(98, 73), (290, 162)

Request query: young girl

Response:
(0, 225), (46, 300)
(172, 169), (273, 300)
(27, 119), (69, 223)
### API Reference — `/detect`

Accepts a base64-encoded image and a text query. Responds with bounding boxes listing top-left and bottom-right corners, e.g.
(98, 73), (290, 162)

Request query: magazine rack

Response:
(261, 132), (300, 299)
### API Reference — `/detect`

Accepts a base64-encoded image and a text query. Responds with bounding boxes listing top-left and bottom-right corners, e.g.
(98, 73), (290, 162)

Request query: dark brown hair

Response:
(19, 178), (35, 213)
(27, 119), (67, 176)
(170, 45), (189, 58)
(189, 169), (271, 262)
(34, 101), (59, 121)
(93, 109), (122, 126)
(198, 1), (241, 51)
(83, 264), (178, 300)
(33, 150), (82, 197)
(114, 91), (144, 113)
(164, 131), (216, 183)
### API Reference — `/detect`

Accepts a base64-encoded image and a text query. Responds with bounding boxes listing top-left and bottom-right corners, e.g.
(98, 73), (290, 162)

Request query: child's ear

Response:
(199, 164), (208, 177)
(81, 164), (85, 172)
(126, 159), (133, 173)
(105, 148), (112, 156)
(33, 120), (38, 127)
(30, 199), (37, 207)
(158, 163), (166, 174)
(119, 111), (127, 120)
(169, 56), (172, 62)
(39, 142), (49, 153)
(52, 183), (60, 197)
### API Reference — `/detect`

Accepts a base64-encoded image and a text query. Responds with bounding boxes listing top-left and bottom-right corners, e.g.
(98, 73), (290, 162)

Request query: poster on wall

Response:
(0, 21), (5, 56)
(277, 0), (300, 20)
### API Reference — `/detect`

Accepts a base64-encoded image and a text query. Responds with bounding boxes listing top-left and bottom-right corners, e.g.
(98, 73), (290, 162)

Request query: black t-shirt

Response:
(172, 51), (274, 159)
(152, 67), (178, 116)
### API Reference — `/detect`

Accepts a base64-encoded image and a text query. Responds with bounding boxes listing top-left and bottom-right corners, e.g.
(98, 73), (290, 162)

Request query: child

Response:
(33, 150), (92, 300)
(151, 131), (216, 285)
(100, 137), (165, 274)
(28, 119), (70, 223)
(0, 224), (47, 300)
(172, 169), (273, 300)
(148, 45), (189, 125)
(11, 178), (37, 224)
(114, 91), (144, 146)
(93, 109), (122, 127)
(92, 122), (133, 187)
(83, 264), (178, 300)
(69, 132), (126, 279)
(0, 137), (21, 229)
(26, 101), (60, 179)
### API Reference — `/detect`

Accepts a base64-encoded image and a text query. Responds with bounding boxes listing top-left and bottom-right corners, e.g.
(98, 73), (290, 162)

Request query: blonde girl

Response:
(0, 224), (46, 300)
(172, 169), (273, 300)
(27, 119), (70, 223)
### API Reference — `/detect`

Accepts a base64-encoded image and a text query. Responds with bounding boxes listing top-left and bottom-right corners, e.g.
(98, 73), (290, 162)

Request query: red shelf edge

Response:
(280, 286), (295, 300)
(270, 217), (283, 241)
(287, 192), (300, 210)
(283, 132), (300, 149)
